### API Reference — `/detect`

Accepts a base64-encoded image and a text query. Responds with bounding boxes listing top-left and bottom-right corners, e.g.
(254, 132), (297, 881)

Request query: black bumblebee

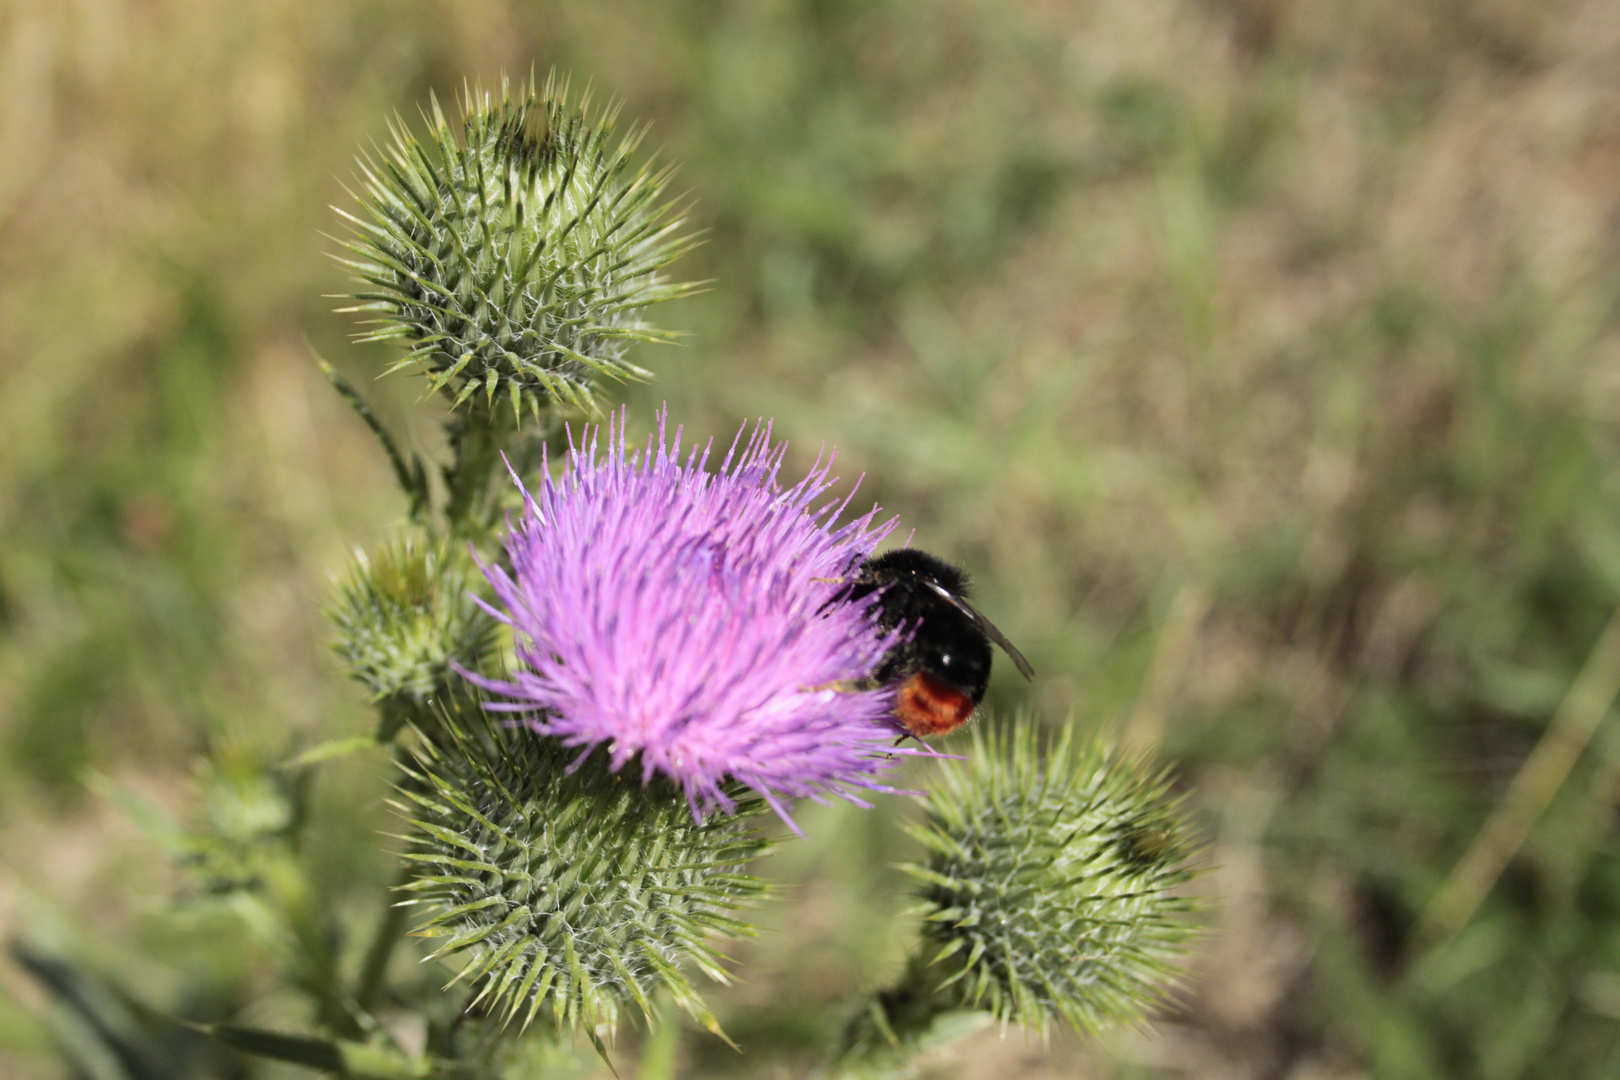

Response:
(836, 549), (1034, 738)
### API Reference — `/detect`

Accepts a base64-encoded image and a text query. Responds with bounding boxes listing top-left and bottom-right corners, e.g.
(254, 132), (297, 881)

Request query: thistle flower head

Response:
(329, 536), (498, 737)
(901, 724), (1201, 1035)
(470, 409), (912, 827)
(336, 73), (697, 420)
(398, 700), (767, 1039)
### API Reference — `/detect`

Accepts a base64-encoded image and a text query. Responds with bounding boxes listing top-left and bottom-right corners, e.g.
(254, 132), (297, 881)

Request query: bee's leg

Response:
(801, 676), (883, 694)
(883, 730), (926, 762)
(809, 576), (848, 584)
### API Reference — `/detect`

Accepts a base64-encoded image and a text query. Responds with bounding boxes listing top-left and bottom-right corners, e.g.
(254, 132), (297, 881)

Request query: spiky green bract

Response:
(328, 537), (498, 739)
(336, 73), (699, 421)
(394, 701), (769, 1042)
(902, 725), (1200, 1035)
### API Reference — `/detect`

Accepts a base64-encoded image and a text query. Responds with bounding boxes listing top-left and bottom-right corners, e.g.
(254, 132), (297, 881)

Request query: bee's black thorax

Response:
(847, 549), (993, 703)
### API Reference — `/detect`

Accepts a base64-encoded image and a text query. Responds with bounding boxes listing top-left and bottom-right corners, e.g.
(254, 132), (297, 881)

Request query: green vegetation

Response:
(5, 0), (1620, 1077)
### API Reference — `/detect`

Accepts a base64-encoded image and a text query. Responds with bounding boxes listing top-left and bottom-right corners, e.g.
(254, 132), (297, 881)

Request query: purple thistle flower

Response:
(470, 408), (916, 830)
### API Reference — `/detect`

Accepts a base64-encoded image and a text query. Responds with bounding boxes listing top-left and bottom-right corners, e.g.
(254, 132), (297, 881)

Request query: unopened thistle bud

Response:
(838, 724), (1201, 1068)
(335, 73), (699, 421)
(181, 746), (306, 895)
(328, 537), (497, 738)
(907, 725), (1199, 1031)
(395, 702), (768, 1041)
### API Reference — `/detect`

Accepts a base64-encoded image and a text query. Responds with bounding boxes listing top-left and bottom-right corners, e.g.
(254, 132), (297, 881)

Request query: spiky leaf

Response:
(336, 73), (698, 421)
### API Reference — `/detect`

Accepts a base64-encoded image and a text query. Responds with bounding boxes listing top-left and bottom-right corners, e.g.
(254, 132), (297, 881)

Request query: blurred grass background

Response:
(6, 0), (1620, 1076)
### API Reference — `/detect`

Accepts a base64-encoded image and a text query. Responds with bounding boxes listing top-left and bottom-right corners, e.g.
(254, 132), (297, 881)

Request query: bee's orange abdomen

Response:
(895, 671), (976, 738)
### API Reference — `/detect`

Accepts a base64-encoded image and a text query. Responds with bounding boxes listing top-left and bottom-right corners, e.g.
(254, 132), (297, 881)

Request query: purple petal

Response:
(472, 406), (916, 822)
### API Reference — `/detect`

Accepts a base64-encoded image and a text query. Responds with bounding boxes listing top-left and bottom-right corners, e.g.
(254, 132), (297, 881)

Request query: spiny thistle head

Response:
(395, 701), (768, 1040)
(335, 73), (699, 421)
(900, 724), (1201, 1035)
(329, 536), (498, 737)
(468, 407), (919, 829)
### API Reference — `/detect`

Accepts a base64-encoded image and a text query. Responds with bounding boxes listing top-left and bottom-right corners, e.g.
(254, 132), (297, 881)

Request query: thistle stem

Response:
(356, 864), (414, 1012)
(829, 955), (954, 1073)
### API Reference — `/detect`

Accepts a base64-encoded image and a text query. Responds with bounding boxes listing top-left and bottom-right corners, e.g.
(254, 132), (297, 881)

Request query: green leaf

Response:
(290, 735), (381, 768)
(197, 1024), (433, 1079)
(195, 1024), (343, 1072)
(317, 358), (430, 520)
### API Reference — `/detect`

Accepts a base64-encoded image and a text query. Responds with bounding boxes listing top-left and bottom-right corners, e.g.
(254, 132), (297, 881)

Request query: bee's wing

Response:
(926, 582), (1036, 680)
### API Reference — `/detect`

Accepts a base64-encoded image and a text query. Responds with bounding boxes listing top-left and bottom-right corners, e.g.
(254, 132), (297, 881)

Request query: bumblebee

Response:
(836, 549), (1034, 738)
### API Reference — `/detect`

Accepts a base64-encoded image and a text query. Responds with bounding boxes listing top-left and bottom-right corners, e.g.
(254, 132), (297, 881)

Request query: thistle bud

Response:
(907, 725), (1199, 1031)
(837, 724), (1201, 1069)
(394, 703), (768, 1041)
(328, 537), (497, 738)
(335, 74), (698, 421)
(181, 745), (306, 895)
